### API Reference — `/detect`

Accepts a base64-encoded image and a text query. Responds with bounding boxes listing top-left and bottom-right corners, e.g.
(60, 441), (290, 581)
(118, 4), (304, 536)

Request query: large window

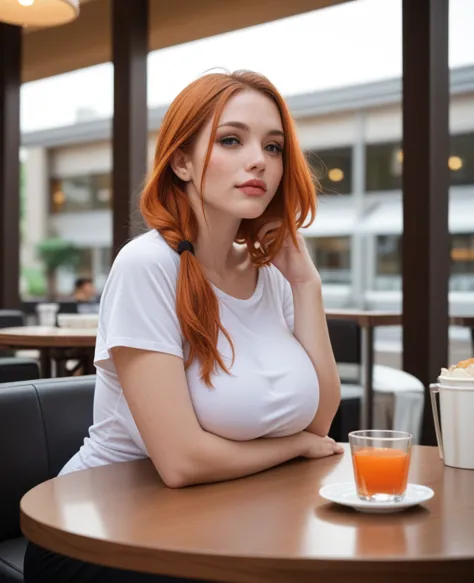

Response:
(50, 173), (112, 213)
(306, 147), (352, 195)
(366, 133), (474, 192)
(449, 134), (474, 187)
(375, 235), (402, 290)
(307, 237), (351, 284)
(375, 234), (474, 292)
(366, 143), (402, 192)
(451, 233), (474, 291)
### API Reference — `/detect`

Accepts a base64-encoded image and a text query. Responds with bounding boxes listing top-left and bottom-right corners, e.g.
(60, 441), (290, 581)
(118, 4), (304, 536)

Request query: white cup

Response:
(36, 303), (59, 327)
(430, 375), (474, 470)
(57, 313), (98, 329)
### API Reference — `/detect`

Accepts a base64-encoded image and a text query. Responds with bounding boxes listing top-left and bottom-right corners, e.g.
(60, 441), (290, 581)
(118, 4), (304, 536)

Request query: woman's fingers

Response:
(257, 220), (282, 242)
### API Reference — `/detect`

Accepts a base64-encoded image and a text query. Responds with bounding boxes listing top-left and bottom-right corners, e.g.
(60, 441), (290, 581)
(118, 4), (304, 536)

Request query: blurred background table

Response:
(0, 326), (96, 378)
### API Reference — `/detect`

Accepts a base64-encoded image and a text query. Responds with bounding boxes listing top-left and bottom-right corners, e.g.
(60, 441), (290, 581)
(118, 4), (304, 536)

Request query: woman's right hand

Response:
(300, 431), (344, 459)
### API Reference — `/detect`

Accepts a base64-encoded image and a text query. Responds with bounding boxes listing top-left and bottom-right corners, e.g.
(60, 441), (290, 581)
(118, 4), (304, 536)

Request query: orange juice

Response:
(352, 447), (410, 498)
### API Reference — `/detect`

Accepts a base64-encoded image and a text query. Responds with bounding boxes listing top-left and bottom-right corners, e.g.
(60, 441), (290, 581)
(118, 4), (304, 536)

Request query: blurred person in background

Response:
(73, 277), (97, 303)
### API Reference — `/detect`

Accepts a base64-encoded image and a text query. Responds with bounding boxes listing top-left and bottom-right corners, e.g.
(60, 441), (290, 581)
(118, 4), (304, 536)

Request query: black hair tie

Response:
(177, 240), (195, 256)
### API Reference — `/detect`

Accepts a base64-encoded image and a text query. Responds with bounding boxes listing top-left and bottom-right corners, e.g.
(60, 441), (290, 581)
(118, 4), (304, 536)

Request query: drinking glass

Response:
(349, 430), (412, 502)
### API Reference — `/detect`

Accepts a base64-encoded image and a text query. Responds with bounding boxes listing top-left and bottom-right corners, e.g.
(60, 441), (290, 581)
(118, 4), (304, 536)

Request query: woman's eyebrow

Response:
(217, 121), (284, 139)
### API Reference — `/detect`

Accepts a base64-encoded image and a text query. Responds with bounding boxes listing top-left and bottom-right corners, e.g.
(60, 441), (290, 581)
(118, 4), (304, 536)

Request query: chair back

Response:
(0, 309), (25, 357)
(0, 310), (24, 329)
(0, 376), (95, 541)
(327, 318), (363, 382)
(0, 358), (40, 384)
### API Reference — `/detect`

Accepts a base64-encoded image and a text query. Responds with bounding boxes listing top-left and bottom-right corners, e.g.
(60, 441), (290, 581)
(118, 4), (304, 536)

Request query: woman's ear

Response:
(170, 149), (192, 182)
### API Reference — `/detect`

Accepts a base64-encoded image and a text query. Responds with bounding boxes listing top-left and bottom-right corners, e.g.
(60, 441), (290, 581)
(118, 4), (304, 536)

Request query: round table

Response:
(0, 326), (96, 377)
(20, 444), (474, 582)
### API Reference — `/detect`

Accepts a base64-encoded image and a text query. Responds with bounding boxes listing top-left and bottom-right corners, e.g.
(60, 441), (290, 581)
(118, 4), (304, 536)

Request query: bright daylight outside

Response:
(1, 1), (474, 581)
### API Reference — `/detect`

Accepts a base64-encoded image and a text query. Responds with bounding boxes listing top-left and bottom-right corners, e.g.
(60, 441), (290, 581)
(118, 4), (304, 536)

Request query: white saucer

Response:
(319, 482), (434, 514)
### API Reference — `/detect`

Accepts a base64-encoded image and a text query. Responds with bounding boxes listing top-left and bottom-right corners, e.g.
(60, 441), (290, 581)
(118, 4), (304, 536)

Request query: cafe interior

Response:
(0, 1), (473, 582)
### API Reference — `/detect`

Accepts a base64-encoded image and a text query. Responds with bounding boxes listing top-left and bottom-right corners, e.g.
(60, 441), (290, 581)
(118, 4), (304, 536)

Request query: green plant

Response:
(36, 238), (81, 299)
(20, 162), (26, 242)
(22, 266), (47, 298)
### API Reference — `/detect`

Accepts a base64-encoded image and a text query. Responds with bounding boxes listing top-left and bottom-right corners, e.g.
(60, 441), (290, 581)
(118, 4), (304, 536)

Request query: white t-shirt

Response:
(59, 230), (319, 476)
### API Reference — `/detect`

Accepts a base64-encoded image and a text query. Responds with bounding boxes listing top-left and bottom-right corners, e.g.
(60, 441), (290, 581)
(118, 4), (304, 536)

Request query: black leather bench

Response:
(0, 311), (24, 359)
(0, 376), (95, 582)
(0, 359), (40, 384)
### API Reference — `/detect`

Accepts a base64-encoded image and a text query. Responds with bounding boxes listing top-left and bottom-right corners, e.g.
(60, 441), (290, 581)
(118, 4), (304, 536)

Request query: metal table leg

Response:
(39, 349), (52, 378)
(361, 326), (374, 429)
(83, 348), (95, 375)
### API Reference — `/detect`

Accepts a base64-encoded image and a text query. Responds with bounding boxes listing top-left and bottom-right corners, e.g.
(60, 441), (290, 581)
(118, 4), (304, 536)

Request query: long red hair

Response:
(140, 70), (317, 387)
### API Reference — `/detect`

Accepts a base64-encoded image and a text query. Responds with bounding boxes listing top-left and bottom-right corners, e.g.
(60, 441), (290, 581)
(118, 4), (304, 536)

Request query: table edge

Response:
(20, 500), (474, 578)
(0, 328), (96, 348)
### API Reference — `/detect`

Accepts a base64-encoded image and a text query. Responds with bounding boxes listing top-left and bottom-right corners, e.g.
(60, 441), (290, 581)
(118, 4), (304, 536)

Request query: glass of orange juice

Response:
(349, 430), (412, 502)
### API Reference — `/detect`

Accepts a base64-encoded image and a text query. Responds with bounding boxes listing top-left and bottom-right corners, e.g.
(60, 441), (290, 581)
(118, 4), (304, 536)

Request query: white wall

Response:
(50, 210), (112, 247)
(450, 95), (474, 133)
(364, 104), (402, 143)
(50, 141), (111, 176)
(22, 147), (49, 270)
(295, 112), (356, 149)
(363, 93), (474, 144)
(50, 135), (158, 177)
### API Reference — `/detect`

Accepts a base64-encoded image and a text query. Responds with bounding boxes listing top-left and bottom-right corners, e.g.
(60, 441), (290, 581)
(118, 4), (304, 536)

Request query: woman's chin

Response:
(235, 199), (268, 220)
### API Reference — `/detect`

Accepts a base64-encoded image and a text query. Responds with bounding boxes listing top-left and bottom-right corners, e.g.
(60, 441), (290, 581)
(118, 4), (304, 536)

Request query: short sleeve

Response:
(94, 239), (183, 372)
(282, 278), (295, 333)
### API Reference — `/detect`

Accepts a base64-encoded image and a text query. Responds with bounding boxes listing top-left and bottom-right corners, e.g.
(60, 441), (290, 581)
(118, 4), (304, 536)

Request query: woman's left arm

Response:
(291, 278), (341, 437)
(262, 223), (341, 437)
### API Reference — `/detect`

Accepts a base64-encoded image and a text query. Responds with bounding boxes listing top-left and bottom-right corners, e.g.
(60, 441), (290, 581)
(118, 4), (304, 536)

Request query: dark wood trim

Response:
(112, 0), (149, 258)
(402, 0), (450, 445)
(0, 23), (21, 309)
(325, 310), (402, 328)
(21, 0), (349, 83)
(450, 316), (474, 328)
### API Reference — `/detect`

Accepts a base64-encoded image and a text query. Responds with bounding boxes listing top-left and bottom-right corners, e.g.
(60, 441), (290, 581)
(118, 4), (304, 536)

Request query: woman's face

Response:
(179, 89), (285, 221)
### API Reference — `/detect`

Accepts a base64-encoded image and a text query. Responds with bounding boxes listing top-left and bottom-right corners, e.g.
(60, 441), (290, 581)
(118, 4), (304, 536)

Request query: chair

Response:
(0, 311), (24, 330)
(0, 311), (24, 359)
(57, 301), (79, 315)
(0, 359), (40, 384)
(328, 393), (360, 442)
(327, 319), (424, 443)
(0, 376), (95, 582)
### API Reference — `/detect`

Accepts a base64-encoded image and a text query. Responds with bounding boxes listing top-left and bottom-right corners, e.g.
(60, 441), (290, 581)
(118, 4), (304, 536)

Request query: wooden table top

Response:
(325, 311), (474, 329)
(0, 326), (96, 348)
(450, 316), (474, 328)
(325, 309), (402, 327)
(20, 445), (474, 583)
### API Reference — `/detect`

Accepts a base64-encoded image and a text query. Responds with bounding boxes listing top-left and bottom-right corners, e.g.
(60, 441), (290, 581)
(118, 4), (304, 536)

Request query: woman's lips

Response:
(237, 185), (267, 196)
(236, 179), (267, 196)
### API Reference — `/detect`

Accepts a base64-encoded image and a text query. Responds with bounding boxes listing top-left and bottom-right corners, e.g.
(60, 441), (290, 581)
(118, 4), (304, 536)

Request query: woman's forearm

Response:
(291, 279), (341, 436)
(163, 431), (307, 488)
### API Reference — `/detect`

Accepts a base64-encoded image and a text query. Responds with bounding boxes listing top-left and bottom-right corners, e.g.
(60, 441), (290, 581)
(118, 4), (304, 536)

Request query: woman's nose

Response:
(245, 146), (266, 172)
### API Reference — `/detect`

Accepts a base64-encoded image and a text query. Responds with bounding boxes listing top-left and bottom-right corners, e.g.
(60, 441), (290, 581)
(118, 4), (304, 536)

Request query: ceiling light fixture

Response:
(0, 0), (79, 28)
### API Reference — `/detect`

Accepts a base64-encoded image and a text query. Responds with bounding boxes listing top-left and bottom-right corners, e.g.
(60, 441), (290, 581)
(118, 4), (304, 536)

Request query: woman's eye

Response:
(220, 136), (240, 146)
(266, 143), (283, 154)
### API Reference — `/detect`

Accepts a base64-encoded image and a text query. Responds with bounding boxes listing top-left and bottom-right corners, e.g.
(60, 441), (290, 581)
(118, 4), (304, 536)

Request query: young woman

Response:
(24, 70), (342, 582)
